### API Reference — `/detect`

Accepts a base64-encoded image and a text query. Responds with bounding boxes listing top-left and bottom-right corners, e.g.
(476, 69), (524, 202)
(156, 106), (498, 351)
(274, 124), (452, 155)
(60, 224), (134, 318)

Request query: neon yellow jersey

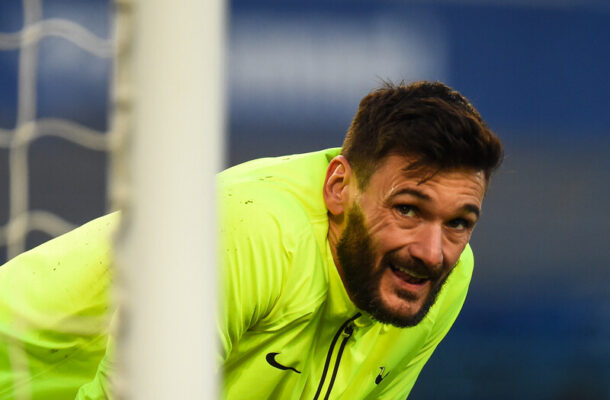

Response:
(0, 212), (119, 399)
(218, 148), (474, 399)
(0, 149), (473, 399)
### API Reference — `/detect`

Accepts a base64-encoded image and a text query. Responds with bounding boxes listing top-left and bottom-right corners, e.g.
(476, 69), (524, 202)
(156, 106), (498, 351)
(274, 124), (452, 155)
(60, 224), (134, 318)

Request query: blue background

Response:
(0, 0), (608, 398)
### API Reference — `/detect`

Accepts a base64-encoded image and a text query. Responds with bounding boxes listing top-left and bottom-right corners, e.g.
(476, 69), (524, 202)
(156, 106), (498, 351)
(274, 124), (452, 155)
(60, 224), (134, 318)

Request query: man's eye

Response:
(395, 205), (416, 217)
(447, 218), (471, 230)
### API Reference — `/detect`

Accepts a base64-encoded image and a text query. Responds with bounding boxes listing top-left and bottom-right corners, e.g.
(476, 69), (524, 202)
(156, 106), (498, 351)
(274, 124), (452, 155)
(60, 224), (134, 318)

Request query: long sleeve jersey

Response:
(0, 148), (473, 399)
(0, 212), (118, 399)
(218, 148), (474, 399)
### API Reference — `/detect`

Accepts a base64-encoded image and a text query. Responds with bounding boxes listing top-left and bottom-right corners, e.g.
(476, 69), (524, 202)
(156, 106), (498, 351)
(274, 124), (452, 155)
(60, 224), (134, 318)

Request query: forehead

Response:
(364, 154), (487, 204)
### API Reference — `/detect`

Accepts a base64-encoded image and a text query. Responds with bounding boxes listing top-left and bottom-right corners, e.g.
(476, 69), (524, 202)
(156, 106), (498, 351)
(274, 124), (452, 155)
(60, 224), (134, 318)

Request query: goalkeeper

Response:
(0, 81), (503, 399)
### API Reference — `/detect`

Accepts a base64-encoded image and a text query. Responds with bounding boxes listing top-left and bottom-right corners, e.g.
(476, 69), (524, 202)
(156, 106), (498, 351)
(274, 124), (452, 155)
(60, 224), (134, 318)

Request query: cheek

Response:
(363, 211), (393, 240)
(369, 225), (411, 257)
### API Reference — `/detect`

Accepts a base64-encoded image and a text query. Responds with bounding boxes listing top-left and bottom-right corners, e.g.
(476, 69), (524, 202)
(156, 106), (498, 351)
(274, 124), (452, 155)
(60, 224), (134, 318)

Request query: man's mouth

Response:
(389, 263), (430, 285)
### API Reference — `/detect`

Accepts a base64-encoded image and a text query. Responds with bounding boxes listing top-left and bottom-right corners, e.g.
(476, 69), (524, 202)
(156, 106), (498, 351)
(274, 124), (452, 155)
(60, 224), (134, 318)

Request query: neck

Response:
(327, 212), (345, 282)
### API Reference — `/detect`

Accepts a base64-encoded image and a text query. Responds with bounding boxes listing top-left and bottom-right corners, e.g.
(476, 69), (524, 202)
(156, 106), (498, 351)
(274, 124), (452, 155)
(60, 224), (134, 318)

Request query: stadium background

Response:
(0, 0), (608, 398)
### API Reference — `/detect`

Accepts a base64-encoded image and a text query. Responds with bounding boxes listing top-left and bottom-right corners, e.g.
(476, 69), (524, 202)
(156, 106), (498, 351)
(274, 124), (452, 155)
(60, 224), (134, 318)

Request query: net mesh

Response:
(0, 1), (127, 398)
(0, 1), (219, 397)
(0, 0), (118, 264)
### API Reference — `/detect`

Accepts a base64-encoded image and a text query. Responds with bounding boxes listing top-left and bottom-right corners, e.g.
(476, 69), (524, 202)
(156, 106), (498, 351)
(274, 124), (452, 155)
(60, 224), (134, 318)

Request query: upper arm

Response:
(0, 213), (118, 399)
(217, 184), (294, 362)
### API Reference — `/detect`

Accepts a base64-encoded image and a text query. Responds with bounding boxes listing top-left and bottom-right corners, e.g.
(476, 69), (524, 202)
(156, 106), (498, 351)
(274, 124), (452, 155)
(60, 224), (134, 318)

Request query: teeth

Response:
(394, 264), (428, 280)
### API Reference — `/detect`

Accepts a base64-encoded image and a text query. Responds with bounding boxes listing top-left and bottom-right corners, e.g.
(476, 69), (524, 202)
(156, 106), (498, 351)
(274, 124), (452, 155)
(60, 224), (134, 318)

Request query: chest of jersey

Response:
(223, 302), (432, 399)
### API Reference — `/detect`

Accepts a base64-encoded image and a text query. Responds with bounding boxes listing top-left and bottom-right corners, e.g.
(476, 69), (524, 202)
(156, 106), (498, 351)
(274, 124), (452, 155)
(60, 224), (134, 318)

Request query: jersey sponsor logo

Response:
(375, 366), (389, 384)
(265, 352), (301, 374)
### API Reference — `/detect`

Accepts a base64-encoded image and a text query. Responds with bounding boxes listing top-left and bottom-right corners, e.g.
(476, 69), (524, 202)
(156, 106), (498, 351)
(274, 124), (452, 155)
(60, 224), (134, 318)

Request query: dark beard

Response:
(336, 204), (449, 328)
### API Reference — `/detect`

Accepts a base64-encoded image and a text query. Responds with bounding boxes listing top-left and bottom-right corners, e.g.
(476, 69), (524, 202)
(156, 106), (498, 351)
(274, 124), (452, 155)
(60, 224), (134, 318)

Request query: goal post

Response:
(111, 0), (225, 398)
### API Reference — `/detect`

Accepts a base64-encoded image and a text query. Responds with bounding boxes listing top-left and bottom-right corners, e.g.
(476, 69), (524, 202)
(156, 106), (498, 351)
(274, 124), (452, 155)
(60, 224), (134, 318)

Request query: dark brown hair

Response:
(341, 81), (503, 188)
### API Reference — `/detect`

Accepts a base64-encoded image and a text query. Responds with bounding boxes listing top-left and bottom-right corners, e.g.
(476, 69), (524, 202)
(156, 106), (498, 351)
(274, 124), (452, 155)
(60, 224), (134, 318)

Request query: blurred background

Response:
(0, 0), (608, 398)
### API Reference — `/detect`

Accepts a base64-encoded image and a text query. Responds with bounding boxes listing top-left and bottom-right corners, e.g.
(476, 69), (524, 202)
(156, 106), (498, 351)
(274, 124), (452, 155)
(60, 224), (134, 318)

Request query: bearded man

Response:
(0, 80), (502, 399)
(218, 81), (503, 398)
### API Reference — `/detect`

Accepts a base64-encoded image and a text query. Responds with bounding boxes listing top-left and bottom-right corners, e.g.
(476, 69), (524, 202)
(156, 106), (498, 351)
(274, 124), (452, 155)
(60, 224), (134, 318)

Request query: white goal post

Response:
(111, 0), (224, 398)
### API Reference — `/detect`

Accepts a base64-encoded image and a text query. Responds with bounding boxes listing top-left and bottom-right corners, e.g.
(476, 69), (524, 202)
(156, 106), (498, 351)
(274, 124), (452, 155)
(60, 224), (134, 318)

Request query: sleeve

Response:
(216, 184), (289, 363)
(0, 213), (118, 399)
(373, 245), (474, 400)
(75, 312), (118, 399)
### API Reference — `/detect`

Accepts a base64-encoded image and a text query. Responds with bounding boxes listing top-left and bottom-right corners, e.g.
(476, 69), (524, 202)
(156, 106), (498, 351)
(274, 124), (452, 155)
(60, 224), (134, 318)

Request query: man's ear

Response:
(323, 155), (354, 216)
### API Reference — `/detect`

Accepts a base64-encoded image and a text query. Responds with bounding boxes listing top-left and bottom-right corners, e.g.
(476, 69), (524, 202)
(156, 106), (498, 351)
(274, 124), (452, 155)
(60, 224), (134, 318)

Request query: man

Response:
(0, 81), (502, 399)
(218, 81), (502, 398)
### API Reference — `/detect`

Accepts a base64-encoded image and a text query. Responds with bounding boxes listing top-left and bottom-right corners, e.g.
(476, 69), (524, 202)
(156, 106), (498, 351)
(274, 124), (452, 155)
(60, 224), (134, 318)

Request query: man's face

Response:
(335, 154), (486, 327)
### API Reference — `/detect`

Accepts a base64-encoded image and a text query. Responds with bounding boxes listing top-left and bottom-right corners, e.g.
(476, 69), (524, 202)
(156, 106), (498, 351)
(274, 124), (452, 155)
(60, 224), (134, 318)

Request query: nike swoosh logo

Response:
(375, 367), (389, 384)
(265, 352), (301, 374)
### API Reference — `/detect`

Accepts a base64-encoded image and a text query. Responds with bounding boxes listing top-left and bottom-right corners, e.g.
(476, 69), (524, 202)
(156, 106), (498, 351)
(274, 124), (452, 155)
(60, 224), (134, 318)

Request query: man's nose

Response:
(409, 223), (443, 269)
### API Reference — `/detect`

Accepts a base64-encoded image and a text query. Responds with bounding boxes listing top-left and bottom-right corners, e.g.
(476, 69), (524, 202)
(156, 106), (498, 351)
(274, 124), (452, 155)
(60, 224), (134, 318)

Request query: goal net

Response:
(0, 0), (222, 398)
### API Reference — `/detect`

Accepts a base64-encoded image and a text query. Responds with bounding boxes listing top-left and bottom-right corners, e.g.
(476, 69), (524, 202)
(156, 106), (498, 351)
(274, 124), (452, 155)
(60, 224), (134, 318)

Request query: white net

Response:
(0, 1), (117, 399)
(0, 0), (116, 263)
(1, 0), (221, 397)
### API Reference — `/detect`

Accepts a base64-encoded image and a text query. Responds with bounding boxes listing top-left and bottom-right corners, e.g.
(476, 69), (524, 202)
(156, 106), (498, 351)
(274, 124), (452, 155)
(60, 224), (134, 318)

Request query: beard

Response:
(336, 204), (450, 328)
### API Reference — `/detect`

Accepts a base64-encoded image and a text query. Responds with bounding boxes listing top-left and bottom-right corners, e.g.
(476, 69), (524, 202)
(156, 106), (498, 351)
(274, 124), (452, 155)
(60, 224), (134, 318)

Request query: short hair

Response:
(341, 81), (503, 188)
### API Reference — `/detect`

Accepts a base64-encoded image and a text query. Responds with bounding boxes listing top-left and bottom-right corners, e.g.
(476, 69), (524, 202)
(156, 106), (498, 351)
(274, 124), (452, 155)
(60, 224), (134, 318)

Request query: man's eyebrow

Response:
(392, 188), (481, 218)
(462, 204), (481, 219)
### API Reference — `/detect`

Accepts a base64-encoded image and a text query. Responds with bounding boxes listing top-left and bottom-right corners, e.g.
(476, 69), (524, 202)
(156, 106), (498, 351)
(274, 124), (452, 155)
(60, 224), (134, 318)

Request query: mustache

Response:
(383, 252), (443, 281)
